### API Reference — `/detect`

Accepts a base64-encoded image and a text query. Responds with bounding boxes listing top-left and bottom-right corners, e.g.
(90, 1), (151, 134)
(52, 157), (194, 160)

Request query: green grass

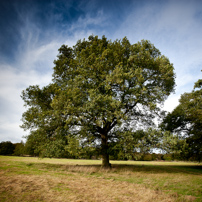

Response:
(0, 156), (201, 201)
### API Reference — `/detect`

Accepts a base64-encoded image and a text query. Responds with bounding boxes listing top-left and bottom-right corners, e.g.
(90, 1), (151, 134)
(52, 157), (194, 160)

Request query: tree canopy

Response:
(21, 35), (175, 167)
(161, 76), (202, 161)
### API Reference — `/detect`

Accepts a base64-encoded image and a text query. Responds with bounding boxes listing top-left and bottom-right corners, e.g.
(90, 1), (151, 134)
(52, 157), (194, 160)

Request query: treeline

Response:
(0, 141), (25, 156)
(0, 140), (198, 162)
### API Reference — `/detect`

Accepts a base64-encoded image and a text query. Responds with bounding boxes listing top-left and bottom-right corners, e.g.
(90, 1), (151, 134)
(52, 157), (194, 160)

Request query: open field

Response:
(0, 156), (201, 202)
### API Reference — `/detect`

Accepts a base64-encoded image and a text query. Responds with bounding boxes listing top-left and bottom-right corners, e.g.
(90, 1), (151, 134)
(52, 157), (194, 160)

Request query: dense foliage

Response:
(0, 141), (15, 155)
(161, 77), (202, 161)
(21, 35), (175, 167)
(0, 141), (24, 156)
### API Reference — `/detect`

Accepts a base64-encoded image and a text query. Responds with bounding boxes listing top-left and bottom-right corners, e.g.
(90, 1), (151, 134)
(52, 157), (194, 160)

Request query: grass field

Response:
(0, 156), (201, 201)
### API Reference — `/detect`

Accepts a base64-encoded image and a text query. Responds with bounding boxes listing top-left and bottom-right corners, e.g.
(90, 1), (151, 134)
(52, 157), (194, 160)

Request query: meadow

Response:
(0, 156), (201, 202)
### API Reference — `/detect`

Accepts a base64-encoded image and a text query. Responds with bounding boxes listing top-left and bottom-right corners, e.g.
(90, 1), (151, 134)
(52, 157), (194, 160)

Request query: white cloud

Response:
(0, 121), (25, 143)
(163, 94), (180, 113)
(0, 63), (53, 143)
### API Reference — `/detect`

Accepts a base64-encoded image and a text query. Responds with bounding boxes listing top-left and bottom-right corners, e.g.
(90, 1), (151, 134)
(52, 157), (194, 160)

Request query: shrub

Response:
(142, 154), (153, 161)
(163, 154), (172, 161)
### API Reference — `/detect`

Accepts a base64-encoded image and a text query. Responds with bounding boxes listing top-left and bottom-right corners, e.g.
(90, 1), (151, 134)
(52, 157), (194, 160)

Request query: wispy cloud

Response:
(0, 1), (111, 142)
(69, 10), (106, 30)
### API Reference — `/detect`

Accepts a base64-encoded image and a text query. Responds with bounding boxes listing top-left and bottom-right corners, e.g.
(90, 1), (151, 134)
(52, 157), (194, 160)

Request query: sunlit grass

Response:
(0, 156), (201, 201)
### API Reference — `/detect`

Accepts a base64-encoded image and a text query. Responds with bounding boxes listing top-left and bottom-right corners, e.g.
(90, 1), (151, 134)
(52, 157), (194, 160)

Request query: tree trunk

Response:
(101, 133), (111, 168)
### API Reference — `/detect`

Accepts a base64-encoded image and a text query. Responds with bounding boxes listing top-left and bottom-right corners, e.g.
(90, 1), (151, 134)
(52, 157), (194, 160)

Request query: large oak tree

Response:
(21, 35), (175, 167)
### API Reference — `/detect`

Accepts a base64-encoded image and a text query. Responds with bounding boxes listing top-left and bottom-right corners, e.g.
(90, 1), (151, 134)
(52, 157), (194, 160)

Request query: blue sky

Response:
(0, 0), (202, 143)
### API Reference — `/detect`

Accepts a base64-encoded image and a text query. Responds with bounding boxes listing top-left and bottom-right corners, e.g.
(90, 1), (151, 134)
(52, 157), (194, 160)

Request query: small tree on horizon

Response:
(21, 35), (175, 167)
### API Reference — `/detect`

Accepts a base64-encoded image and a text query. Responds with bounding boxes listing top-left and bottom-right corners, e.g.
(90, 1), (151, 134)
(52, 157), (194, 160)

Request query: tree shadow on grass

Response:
(22, 160), (202, 175)
(111, 164), (202, 175)
(64, 163), (202, 175)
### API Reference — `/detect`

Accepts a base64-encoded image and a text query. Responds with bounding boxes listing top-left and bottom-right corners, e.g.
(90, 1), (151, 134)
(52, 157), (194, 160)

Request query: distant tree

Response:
(161, 76), (202, 161)
(13, 141), (25, 156)
(159, 130), (189, 160)
(21, 35), (175, 167)
(0, 141), (15, 155)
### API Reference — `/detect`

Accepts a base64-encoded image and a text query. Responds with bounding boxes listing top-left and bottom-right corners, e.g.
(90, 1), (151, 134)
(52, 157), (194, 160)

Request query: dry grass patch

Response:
(0, 169), (178, 202)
